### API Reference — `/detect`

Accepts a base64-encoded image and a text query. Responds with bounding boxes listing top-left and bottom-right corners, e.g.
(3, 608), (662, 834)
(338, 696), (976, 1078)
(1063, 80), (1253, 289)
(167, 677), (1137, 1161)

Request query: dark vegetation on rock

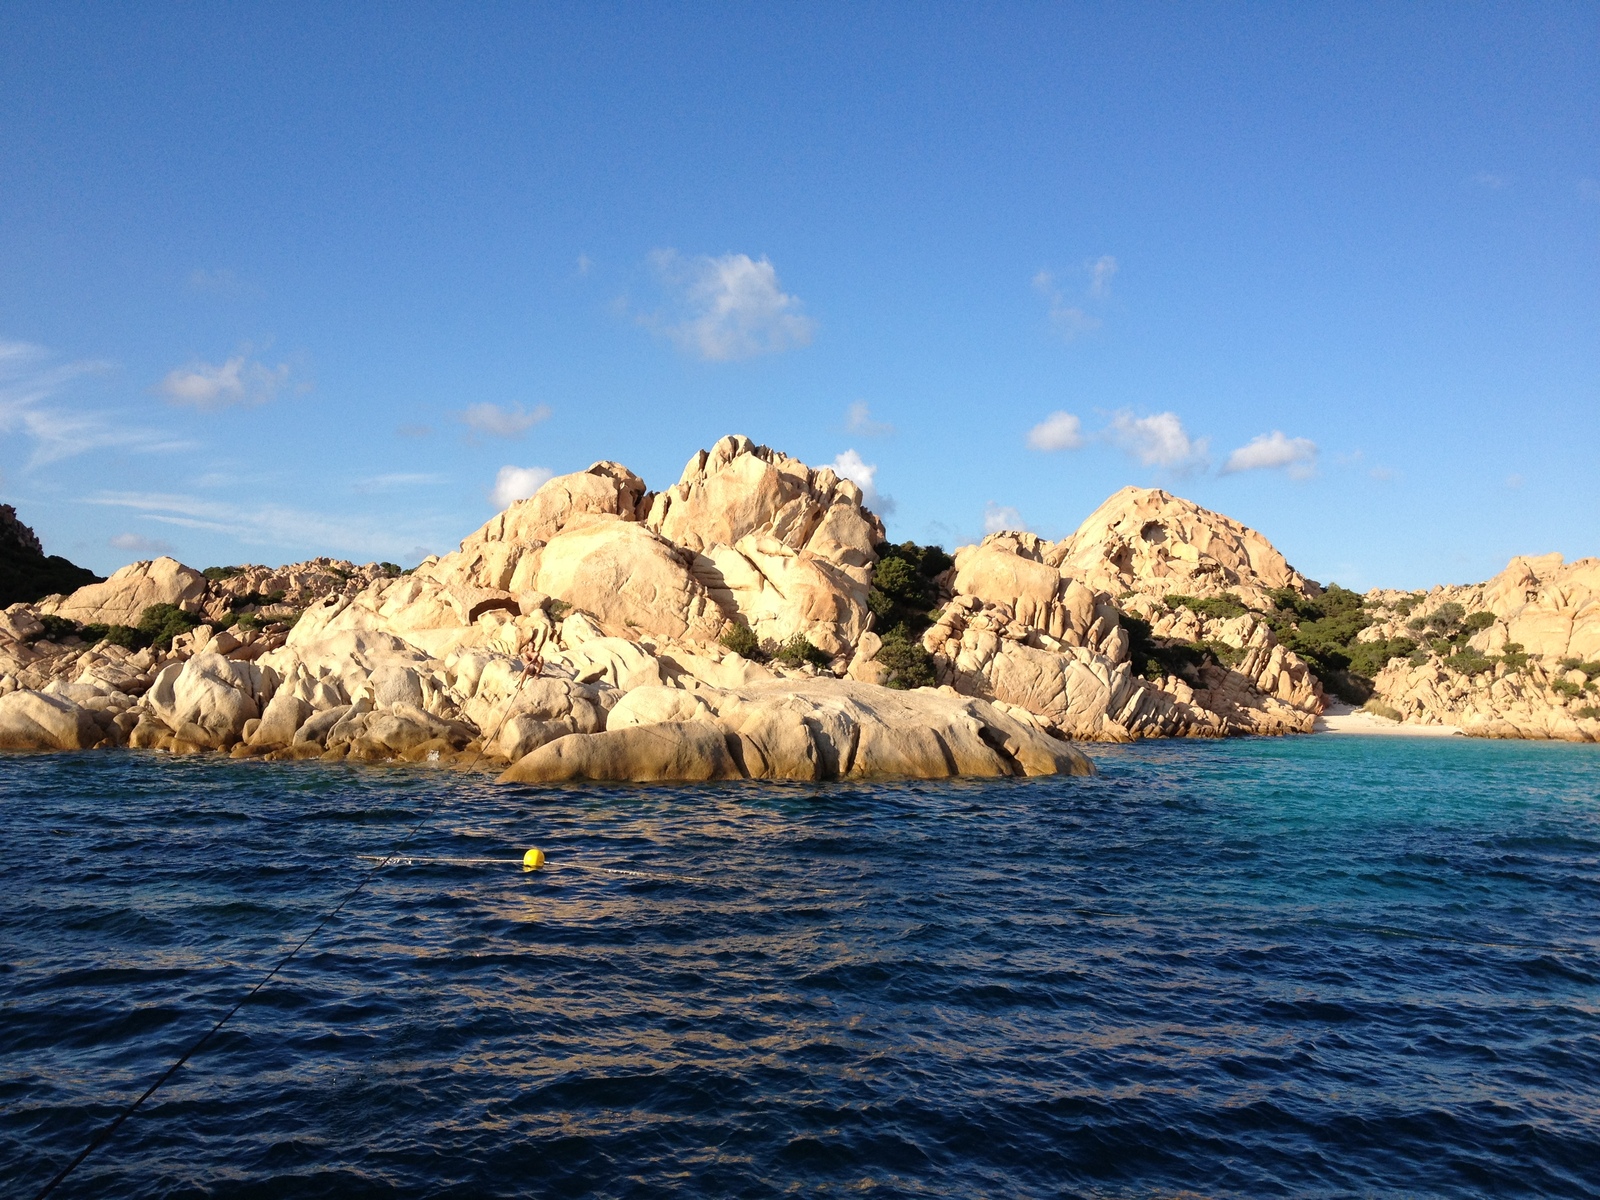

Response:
(0, 504), (102, 607)
(867, 541), (952, 689)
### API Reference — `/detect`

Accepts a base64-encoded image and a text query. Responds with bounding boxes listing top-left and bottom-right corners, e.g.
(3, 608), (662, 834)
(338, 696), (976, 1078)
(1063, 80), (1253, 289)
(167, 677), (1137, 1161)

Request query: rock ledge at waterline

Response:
(3, 435), (1596, 777)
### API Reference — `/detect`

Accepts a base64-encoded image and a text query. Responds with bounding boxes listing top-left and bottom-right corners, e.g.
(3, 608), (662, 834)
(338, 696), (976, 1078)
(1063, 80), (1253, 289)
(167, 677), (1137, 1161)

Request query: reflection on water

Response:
(3, 738), (1600, 1198)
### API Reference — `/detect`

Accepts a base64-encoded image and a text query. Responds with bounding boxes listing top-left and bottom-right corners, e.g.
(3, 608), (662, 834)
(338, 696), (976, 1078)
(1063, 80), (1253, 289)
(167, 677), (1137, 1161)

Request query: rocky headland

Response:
(1, 435), (1596, 779)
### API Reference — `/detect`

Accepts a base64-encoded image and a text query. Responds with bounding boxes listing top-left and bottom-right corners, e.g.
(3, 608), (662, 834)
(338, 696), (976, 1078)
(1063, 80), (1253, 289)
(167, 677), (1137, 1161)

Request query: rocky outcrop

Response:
(1358, 553), (1600, 741)
(0, 504), (102, 608)
(39, 557), (209, 626)
(499, 679), (1093, 783)
(1048, 487), (1317, 609)
(8, 433), (1592, 768)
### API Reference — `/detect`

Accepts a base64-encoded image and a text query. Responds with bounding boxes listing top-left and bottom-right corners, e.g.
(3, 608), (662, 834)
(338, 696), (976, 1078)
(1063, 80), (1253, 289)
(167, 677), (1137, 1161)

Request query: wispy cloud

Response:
(1027, 410), (1085, 451)
(109, 531), (175, 555)
(1034, 255), (1117, 340)
(460, 402), (551, 439)
(1032, 271), (1101, 339)
(846, 402), (894, 436)
(1089, 255), (1119, 299)
(86, 490), (452, 560)
(156, 350), (293, 409)
(353, 472), (446, 494)
(490, 465), (555, 509)
(1470, 171), (1509, 189)
(1, 338), (192, 466)
(983, 501), (1025, 534)
(1108, 410), (1209, 470)
(1222, 430), (1318, 479)
(645, 250), (816, 361)
(830, 449), (895, 515)
(186, 268), (253, 297)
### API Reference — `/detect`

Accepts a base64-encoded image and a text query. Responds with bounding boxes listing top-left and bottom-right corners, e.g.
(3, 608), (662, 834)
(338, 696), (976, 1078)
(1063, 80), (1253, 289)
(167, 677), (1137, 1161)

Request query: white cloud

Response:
(157, 353), (292, 409)
(1027, 410), (1085, 451)
(491, 465), (555, 509)
(1108, 410), (1208, 469)
(983, 502), (1025, 534)
(1, 339), (192, 466)
(648, 249), (816, 361)
(846, 401), (894, 436)
(1089, 255), (1119, 298)
(460, 402), (552, 438)
(109, 531), (174, 555)
(1222, 430), (1318, 478)
(830, 449), (895, 515)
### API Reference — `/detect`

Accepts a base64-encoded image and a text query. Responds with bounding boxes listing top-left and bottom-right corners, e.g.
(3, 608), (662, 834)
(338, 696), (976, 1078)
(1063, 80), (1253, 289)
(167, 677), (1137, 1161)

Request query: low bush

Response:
(1363, 700), (1404, 722)
(1577, 706), (1600, 721)
(875, 628), (937, 689)
(1551, 679), (1582, 698)
(29, 614), (80, 643)
(136, 603), (202, 650)
(379, 562), (402, 576)
(1443, 649), (1495, 676)
(1500, 642), (1530, 670)
(773, 634), (831, 669)
(1166, 592), (1248, 620)
(1461, 611), (1496, 634)
(719, 622), (767, 662)
(202, 566), (242, 581)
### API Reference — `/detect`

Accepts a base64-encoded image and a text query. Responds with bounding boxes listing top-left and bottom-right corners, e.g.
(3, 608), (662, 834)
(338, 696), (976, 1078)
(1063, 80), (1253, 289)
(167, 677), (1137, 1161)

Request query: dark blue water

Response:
(3, 737), (1599, 1199)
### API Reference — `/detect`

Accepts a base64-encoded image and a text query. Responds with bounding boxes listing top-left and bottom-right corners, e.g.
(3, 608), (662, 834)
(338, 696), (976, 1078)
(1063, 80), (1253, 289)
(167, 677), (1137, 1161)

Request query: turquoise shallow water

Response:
(2, 736), (1599, 1198)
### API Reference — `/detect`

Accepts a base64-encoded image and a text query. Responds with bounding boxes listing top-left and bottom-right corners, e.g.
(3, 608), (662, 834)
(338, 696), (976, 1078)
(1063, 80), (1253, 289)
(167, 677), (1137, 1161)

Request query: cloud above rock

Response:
(1108, 410), (1208, 469)
(459, 402), (552, 439)
(490, 465), (554, 508)
(830, 449), (895, 514)
(983, 501), (1025, 534)
(1027, 410), (1085, 451)
(847, 401), (893, 436)
(648, 250), (815, 361)
(1222, 430), (1317, 478)
(157, 353), (291, 409)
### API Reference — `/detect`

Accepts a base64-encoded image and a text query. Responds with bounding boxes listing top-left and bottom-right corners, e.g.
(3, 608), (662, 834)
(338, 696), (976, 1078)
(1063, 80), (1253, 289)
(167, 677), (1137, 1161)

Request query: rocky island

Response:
(2, 435), (1597, 778)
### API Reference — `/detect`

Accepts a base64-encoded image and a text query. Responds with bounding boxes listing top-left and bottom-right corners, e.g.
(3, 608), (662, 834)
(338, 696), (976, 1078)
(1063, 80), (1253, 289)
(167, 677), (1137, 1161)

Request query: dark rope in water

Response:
(30, 664), (535, 1199)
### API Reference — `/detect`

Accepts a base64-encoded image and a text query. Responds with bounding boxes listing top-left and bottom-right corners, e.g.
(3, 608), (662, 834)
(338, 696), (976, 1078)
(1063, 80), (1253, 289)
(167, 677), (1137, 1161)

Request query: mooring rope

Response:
(30, 662), (537, 1199)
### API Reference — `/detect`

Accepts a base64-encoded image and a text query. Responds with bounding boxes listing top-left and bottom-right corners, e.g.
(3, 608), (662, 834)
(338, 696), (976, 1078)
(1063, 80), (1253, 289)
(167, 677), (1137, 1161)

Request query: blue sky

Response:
(1, 3), (1595, 590)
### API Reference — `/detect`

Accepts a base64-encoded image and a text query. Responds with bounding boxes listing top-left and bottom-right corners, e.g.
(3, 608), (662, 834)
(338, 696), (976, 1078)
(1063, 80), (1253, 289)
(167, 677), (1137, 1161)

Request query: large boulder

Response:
(144, 652), (269, 749)
(0, 690), (102, 750)
(498, 678), (1094, 784)
(41, 557), (208, 626)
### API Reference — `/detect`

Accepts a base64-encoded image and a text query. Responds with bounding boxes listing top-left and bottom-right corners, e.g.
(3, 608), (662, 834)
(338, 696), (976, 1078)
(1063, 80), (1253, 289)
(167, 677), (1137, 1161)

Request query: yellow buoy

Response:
(522, 847), (546, 871)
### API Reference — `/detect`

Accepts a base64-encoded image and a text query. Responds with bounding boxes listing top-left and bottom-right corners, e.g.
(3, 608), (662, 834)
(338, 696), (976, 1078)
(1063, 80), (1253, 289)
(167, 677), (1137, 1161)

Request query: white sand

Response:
(1314, 702), (1463, 737)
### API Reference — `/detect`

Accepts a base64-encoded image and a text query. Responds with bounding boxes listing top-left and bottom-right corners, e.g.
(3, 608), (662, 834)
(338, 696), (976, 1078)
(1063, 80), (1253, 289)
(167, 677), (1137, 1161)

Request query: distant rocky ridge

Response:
(1, 434), (1596, 775)
(0, 504), (101, 608)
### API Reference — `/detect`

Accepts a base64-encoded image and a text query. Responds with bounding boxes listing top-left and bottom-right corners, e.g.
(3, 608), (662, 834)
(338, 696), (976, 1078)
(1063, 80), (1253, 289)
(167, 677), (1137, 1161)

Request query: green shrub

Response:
(867, 541), (952, 643)
(136, 603), (201, 650)
(1552, 679), (1582, 698)
(1577, 706), (1600, 720)
(1344, 637), (1416, 679)
(1392, 596), (1421, 616)
(1500, 642), (1529, 670)
(1363, 700), (1404, 722)
(876, 628), (937, 689)
(1462, 611), (1496, 634)
(1424, 602), (1466, 633)
(379, 561), (402, 576)
(719, 622), (767, 661)
(1166, 592), (1248, 620)
(546, 599), (573, 620)
(202, 565), (242, 581)
(773, 634), (831, 669)
(1444, 649), (1495, 676)
(1203, 640), (1245, 668)
(29, 614), (80, 643)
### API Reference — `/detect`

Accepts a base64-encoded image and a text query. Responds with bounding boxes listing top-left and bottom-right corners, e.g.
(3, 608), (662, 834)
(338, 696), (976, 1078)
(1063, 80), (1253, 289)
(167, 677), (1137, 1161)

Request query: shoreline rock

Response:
(2, 434), (1595, 774)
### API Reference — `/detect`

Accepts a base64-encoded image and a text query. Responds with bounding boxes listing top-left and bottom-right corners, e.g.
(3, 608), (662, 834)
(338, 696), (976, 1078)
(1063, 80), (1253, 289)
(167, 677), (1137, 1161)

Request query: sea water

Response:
(2, 737), (1598, 1198)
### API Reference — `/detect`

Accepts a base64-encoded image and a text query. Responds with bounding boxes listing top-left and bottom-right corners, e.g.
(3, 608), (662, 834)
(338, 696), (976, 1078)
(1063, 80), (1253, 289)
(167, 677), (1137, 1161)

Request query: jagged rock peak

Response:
(0, 505), (44, 557)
